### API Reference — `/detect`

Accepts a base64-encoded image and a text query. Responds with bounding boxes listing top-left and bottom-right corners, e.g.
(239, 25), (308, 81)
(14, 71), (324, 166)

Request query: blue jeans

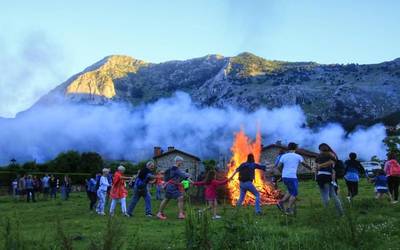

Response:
(97, 190), (107, 213)
(61, 186), (70, 200)
(237, 181), (261, 213)
(50, 187), (57, 198)
(156, 185), (163, 200)
(319, 183), (343, 215)
(127, 187), (152, 215)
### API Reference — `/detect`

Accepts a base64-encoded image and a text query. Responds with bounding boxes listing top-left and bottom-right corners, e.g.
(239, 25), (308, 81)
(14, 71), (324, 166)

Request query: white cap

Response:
(146, 161), (155, 168)
(174, 156), (184, 163)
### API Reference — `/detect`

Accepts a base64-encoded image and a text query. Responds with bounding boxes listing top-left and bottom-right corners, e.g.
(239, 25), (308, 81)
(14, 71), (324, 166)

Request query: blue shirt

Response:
(88, 178), (97, 192)
(25, 179), (33, 189)
(42, 176), (50, 188)
(374, 175), (388, 189)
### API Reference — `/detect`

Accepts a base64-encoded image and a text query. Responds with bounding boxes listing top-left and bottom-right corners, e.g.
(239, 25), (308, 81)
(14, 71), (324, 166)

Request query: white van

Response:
(360, 161), (382, 177)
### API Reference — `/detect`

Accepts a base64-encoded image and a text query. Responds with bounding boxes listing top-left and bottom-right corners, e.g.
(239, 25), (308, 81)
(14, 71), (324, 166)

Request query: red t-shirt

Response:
(110, 171), (128, 199)
(193, 179), (228, 200)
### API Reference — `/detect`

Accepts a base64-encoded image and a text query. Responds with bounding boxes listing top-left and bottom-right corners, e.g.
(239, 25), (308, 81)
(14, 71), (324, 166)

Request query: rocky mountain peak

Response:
(65, 55), (147, 99)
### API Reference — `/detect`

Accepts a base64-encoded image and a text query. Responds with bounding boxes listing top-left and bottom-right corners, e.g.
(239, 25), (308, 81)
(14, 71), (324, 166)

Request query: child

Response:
(97, 168), (110, 215)
(370, 169), (392, 201)
(155, 171), (164, 200)
(193, 170), (230, 219)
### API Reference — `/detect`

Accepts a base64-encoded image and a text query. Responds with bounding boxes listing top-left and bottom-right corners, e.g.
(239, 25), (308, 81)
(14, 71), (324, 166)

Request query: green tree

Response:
(202, 159), (216, 171)
(79, 152), (104, 173)
(22, 161), (37, 171)
(384, 136), (400, 159)
(50, 151), (81, 172)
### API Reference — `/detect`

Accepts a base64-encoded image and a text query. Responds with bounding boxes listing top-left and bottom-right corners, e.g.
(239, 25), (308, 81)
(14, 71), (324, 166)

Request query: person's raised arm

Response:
(301, 161), (312, 170)
(255, 163), (267, 171)
(316, 160), (335, 170)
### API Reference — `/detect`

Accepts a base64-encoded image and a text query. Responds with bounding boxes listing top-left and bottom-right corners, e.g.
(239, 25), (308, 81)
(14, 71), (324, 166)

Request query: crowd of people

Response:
(11, 174), (72, 202)
(8, 142), (400, 220)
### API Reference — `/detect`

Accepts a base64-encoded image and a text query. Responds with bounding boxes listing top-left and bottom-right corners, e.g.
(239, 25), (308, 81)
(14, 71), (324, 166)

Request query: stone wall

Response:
(154, 153), (200, 178)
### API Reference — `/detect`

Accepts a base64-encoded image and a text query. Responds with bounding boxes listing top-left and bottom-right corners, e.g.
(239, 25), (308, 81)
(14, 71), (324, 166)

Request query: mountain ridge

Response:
(26, 52), (400, 128)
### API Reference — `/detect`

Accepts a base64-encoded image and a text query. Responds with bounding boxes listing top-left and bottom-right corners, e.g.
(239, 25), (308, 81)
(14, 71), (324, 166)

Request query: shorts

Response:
(165, 185), (183, 199)
(283, 178), (298, 197)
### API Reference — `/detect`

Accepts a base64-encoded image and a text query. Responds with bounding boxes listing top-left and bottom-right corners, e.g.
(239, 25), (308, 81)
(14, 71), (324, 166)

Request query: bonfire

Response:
(226, 129), (281, 205)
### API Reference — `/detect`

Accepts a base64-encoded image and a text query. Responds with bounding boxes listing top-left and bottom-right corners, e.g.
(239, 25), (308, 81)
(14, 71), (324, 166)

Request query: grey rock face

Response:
(30, 52), (400, 128)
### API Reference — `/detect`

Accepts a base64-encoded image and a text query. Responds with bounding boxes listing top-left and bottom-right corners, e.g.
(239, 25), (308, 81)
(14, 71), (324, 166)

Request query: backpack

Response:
(388, 160), (400, 177)
(334, 160), (346, 178)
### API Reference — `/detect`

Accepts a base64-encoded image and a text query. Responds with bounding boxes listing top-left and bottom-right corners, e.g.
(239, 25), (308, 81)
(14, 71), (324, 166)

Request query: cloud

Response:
(0, 92), (387, 164)
(0, 32), (65, 117)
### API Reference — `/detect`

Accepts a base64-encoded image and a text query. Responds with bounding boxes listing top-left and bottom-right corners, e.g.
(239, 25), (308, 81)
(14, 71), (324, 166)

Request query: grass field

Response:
(1, 180), (400, 250)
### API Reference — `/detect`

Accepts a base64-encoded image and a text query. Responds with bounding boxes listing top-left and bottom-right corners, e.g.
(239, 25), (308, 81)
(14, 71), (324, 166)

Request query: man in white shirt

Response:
(277, 142), (310, 215)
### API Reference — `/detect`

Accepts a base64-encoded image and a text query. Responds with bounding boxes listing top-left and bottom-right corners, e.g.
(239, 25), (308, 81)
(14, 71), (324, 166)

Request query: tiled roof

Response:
(153, 149), (201, 161)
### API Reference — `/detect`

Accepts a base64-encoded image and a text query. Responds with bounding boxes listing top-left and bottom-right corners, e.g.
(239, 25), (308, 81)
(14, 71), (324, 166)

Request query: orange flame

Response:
(226, 128), (281, 205)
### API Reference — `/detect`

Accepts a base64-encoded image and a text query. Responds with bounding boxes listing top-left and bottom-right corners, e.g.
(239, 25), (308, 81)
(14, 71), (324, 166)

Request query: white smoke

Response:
(0, 92), (387, 164)
(0, 32), (65, 118)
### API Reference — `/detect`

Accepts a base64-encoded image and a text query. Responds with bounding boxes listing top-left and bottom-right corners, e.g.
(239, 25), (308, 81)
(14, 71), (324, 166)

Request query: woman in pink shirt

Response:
(384, 152), (400, 203)
(193, 170), (230, 219)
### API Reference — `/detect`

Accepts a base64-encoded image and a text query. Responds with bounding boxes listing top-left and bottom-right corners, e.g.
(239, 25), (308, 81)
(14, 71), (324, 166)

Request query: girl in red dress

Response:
(193, 170), (231, 219)
(109, 165), (131, 216)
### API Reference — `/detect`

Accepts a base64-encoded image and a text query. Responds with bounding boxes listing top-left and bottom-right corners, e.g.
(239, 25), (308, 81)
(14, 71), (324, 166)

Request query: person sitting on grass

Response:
(192, 170), (230, 219)
(369, 169), (393, 201)
(97, 168), (110, 215)
(109, 166), (131, 216)
(230, 153), (266, 215)
(157, 156), (191, 220)
(276, 142), (311, 215)
(127, 161), (156, 217)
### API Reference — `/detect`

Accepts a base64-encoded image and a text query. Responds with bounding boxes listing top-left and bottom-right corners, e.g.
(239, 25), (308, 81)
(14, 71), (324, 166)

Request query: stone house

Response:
(260, 143), (319, 175)
(152, 146), (201, 178)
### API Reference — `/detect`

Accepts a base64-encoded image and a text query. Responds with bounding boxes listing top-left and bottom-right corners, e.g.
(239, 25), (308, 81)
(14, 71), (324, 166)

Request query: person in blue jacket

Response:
(230, 153), (266, 214)
(344, 152), (365, 201)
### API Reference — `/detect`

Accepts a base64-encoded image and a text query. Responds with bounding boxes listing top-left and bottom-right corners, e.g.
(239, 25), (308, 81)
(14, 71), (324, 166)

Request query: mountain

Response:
(28, 52), (400, 128)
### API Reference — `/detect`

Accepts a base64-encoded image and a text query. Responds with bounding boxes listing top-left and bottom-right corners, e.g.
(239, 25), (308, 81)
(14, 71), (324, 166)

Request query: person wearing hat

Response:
(97, 168), (110, 215)
(109, 165), (131, 216)
(157, 156), (191, 220)
(276, 142), (311, 215)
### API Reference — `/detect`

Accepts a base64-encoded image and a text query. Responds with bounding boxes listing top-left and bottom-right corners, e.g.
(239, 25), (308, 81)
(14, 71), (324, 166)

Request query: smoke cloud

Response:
(0, 92), (387, 165)
(0, 32), (65, 118)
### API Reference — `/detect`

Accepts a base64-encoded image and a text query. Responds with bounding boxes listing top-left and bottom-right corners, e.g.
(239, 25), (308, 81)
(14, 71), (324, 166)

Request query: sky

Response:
(1, 0), (400, 117)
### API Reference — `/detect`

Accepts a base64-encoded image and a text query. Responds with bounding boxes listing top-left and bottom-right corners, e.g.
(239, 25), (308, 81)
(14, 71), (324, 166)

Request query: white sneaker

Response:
(212, 215), (222, 219)
(346, 196), (351, 202)
(391, 200), (399, 204)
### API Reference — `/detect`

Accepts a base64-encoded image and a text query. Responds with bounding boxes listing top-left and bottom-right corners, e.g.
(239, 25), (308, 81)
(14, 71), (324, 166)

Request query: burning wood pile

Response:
(226, 129), (282, 205)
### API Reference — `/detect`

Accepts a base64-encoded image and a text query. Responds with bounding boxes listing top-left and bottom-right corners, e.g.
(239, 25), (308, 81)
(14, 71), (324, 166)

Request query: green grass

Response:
(1, 180), (400, 249)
